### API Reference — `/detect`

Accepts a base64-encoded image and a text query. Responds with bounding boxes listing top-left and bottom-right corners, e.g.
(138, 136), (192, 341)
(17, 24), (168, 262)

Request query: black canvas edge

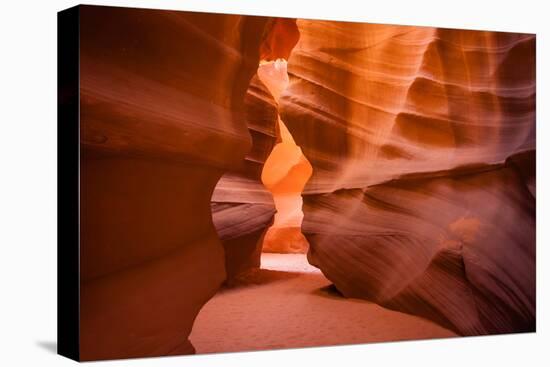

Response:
(57, 5), (80, 362)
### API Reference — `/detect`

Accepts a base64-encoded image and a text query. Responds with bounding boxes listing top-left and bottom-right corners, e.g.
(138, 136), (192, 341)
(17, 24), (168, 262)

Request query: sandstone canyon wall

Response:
(211, 20), (302, 276)
(257, 60), (312, 254)
(78, 6), (294, 360)
(280, 20), (536, 335)
(210, 73), (278, 280)
(77, 6), (536, 359)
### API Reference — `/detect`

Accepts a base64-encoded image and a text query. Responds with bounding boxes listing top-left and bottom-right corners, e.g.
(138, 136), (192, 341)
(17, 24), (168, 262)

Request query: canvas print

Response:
(57, 4), (536, 362)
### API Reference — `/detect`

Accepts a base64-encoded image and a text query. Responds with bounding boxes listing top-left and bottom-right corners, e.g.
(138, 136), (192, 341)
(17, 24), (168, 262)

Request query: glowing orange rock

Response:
(258, 60), (312, 253)
(281, 20), (536, 335)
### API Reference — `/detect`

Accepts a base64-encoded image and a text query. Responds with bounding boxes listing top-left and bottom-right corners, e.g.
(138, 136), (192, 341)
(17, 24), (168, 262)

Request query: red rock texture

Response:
(260, 18), (300, 61)
(77, 5), (536, 359)
(282, 23), (535, 192)
(210, 74), (278, 280)
(211, 20), (303, 276)
(78, 6), (294, 360)
(280, 20), (536, 335)
(304, 160), (535, 334)
(257, 60), (313, 252)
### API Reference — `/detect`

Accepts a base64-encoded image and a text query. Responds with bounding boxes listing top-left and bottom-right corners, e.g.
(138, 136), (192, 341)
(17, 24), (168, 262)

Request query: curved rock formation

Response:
(211, 74), (278, 280)
(257, 60), (312, 253)
(281, 22), (535, 192)
(211, 22), (302, 276)
(260, 18), (300, 61)
(78, 6), (291, 360)
(281, 20), (536, 335)
(303, 161), (535, 334)
(77, 6), (535, 358)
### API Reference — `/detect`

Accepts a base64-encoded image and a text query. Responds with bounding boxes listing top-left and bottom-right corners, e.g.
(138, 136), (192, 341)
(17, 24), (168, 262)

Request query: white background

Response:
(0, 0), (547, 365)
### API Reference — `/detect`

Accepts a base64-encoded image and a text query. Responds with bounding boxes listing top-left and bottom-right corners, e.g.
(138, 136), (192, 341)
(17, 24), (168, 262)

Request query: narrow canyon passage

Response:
(189, 253), (456, 353)
(258, 59), (312, 253)
(193, 55), (456, 352)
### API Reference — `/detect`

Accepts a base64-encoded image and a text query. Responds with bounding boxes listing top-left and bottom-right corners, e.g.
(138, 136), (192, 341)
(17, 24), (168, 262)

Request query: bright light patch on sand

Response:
(261, 253), (320, 273)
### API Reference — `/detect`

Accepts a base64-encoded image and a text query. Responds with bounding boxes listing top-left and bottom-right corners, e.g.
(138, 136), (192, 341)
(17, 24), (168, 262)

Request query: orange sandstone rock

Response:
(281, 20), (536, 335)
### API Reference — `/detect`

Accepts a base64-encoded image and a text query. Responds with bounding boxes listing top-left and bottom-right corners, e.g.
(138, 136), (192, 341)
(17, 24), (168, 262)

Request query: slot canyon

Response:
(77, 6), (535, 360)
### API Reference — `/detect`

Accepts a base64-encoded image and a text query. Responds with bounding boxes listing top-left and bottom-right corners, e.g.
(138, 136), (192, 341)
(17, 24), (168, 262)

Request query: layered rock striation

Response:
(257, 59), (312, 254)
(281, 20), (536, 335)
(211, 20), (302, 275)
(79, 6), (295, 360)
(210, 74), (278, 280)
(78, 7), (536, 359)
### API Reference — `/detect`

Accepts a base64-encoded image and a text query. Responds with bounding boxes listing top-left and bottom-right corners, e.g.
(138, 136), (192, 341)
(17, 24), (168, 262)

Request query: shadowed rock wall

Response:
(78, 6), (295, 360)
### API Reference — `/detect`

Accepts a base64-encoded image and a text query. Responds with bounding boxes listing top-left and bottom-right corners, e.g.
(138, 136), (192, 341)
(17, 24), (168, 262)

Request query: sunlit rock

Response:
(281, 20), (536, 335)
(258, 59), (313, 253)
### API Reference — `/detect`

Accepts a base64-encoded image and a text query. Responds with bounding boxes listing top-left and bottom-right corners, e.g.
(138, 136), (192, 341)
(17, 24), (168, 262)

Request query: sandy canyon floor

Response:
(190, 253), (457, 354)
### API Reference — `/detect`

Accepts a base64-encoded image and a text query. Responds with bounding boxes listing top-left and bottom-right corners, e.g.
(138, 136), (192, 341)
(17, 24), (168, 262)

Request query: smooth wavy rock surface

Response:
(78, 6), (281, 360)
(77, 6), (535, 359)
(281, 20), (536, 335)
(304, 161), (535, 334)
(281, 21), (535, 193)
(211, 74), (279, 279)
(257, 59), (313, 253)
(212, 23), (302, 274)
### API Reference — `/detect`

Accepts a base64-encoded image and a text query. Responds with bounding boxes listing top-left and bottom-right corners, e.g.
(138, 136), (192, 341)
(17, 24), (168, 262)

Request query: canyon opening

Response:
(258, 59), (312, 255)
(72, 5), (536, 361)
